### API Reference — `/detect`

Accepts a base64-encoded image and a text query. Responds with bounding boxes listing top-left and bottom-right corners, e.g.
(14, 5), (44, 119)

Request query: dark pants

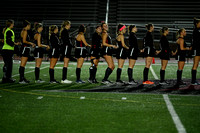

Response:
(2, 50), (14, 79)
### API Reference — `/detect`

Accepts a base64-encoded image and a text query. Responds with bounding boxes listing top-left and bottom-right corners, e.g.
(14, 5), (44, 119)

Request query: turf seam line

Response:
(150, 66), (159, 80)
(163, 94), (186, 133)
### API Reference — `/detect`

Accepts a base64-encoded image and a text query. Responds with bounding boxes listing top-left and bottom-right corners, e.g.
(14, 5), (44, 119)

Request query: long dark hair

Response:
(128, 24), (136, 34)
(193, 17), (200, 28)
(160, 27), (168, 35)
(78, 25), (85, 33)
(145, 23), (153, 30)
(3, 19), (14, 34)
(23, 20), (31, 28)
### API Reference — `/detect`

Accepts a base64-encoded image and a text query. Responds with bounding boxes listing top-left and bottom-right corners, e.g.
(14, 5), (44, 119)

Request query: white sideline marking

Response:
(80, 96), (85, 100)
(37, 96), (43, 100)
(150, 66), (159, 80)
(163, 94), (186, 133)
(12, 66), (49, 78)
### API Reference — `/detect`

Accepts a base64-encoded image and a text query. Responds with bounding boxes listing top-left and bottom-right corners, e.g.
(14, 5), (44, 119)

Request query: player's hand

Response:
(46, 45), (50, 50)
(112, 45), (118, 49)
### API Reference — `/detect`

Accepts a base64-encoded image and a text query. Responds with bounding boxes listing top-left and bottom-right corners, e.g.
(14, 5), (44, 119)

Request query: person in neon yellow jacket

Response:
(2, 19), (20, 83)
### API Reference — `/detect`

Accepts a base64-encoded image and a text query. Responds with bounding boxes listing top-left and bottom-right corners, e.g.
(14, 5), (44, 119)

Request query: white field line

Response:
(12, 66), (49, 78)
(150, 66), (159, 80)
(163, 94), (187, 133)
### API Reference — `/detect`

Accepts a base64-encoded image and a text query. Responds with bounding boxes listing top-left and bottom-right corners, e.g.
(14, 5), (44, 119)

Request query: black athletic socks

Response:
(160, 70), (165, 82)
(143, 67), (149, 82)
(191, 69), (197, 83)
(89, 66), (94, 80)
(49, 68), (54, 81)
(128, 68), (133, 81)
(103, 67), (113, 80)
(35, 67), (40, 80)
(76, 68), (81, 81)
(19, 66), (25, 80)
(177, 70), (183, 82)
(62, 67), (67, 80)
(117, 68), (122, 81)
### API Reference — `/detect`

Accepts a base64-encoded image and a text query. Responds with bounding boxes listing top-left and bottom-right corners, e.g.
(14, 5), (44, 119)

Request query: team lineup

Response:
(1, 18), (200, 85)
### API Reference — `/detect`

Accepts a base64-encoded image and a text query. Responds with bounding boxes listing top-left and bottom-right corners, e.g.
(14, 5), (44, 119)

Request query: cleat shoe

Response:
(176, 80), (186, 85)
(50, 80), (60, 84)
(191, 80), (200, 85)
(116, 80), (124, 84)
(159, 80), (169, 85)
(76, 80), (85, 84)
(143, 80), (154, 85)
(61, 79), (72, 84)
(93, 79), (99, 84)
(128, 79), (138, 85)
(88, 79), (94, 84)
(35, 79), (45, 83)
(102, 79), (112, 84)
(19, 78), (30, 84)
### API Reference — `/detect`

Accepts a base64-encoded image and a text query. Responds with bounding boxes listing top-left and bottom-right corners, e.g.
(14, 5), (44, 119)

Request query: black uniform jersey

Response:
(143, 31), (155, 57)
(176, 37), (187, 61)
(129, 32), (138, 49)
(143, 31), (154, 49)
(61, 29), (72, 47)
(160, 35), (171, 60)
(91, 32), (101, 50)
(34, 32), (43, 47)
(34, 32), (44, 58)
(90, 32), (102, 58)
(49, 33), (60, 49)
(116, 40), (127, 59)
(21, 29), (31, 47)
(128, 32), (140, 59)
(192, 28), (200, 56)
(102, 33), (113, 56)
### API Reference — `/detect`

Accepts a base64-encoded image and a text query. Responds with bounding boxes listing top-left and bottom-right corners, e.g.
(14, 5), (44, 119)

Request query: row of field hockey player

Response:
(1, 19), (200, 85)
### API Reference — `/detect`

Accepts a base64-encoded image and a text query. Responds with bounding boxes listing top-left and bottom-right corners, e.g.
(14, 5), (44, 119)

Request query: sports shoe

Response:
(35, 79), (45, 83)
(76, 80), (85, 84)
(19, 78), (30, 84)
(61, 79), (72, 84)
(2, 78), (16, 83)
(102, 79), (112, 84)
(93, 79), (99, 84)
(88, 79), (94, 84)
(191, 80), (200, 85)
(116, 80), (124, 84)
(143, 80), (154, 85)
(128, 79), (138, 85)
(50, 80), (60, 84)
(176, 80), (186, 85)
(159, 80), (169, 85)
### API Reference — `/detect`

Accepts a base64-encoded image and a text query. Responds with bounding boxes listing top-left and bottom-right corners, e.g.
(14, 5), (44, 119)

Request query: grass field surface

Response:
(0, 59), (200, 133)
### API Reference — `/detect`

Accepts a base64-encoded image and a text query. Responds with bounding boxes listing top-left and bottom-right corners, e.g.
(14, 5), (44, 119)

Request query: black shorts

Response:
(49, 48), (60, 58)
(34, 48), (44, 58)
(143, 47), (155, 57)
(128, 47), (139, 60)
(90, 49), (101, 59)
(75, 47), (87, 58)
(62, 45), (72, 58)
(116, 48), (127, 59)
(101, 46), (113, 56)
(176, 54), (186, 62)
(193, 49), (200, 56)
(160, 51), (170, 60)
(20, 46), (31, 57)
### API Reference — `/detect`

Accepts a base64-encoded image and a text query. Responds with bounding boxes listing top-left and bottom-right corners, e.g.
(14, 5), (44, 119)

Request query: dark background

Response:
(0, 0), (200, 56)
